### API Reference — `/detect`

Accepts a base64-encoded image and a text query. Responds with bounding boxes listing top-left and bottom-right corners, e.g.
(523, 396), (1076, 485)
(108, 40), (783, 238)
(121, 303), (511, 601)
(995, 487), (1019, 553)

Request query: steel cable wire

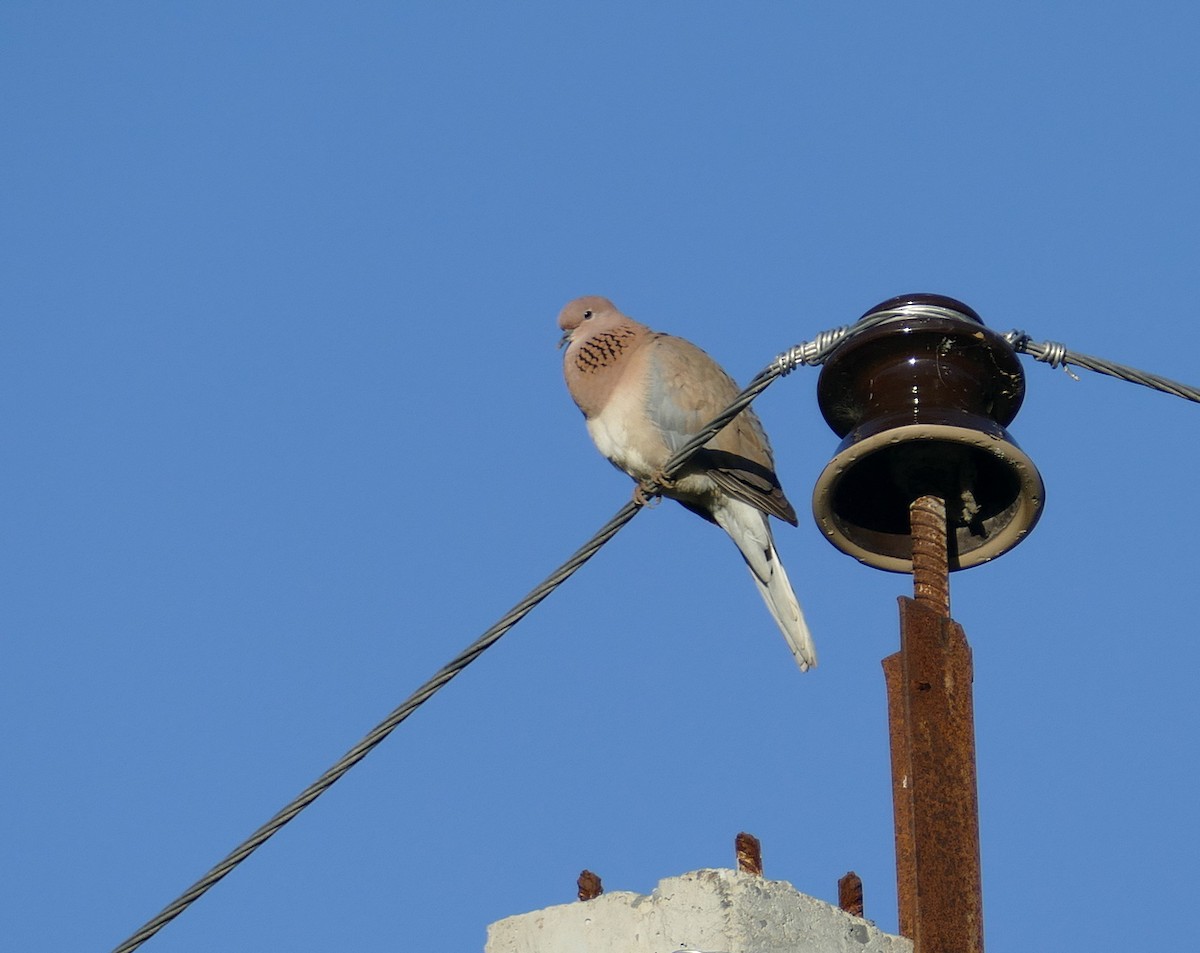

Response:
(110, 315), (1197, 952)
(110, 498), (644, 953)
(110, 352), (802, 953)
(1004, 331), (1200, 402)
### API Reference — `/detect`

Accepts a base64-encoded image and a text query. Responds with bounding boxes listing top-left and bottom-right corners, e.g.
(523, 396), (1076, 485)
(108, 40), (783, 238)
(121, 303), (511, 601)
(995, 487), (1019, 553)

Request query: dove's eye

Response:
(582, 309), (594, 319)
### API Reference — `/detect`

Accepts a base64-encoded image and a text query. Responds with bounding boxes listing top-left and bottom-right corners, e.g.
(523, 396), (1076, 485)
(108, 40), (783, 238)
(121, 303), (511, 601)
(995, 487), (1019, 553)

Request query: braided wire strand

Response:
(110, 499), (642, 953)
(111, 313), (1198, 952)
(111, 337), (824, 953)
(1005, 331), (1200, 402)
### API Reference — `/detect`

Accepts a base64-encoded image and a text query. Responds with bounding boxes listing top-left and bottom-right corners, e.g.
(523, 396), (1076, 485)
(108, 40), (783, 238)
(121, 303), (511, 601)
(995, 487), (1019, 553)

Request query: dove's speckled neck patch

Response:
(572, 325), (640, 373)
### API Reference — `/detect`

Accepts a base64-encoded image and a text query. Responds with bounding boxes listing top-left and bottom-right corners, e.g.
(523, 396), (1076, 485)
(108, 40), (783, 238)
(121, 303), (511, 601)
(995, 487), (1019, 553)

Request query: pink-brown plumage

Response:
(558, 296), (817, 671)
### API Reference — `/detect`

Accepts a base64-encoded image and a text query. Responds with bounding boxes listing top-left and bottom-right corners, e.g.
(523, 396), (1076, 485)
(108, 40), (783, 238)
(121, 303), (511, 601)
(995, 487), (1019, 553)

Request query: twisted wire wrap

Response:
(1004, 330), (1200, 402)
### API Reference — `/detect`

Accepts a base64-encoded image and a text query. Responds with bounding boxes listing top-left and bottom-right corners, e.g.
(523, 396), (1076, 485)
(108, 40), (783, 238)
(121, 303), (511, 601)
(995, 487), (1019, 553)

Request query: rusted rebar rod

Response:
(883, 494), (984, 953)
(838, 871), (864, 918)
(577, 870), (603, 901)
(735, 831), (763, 876)
(910, 494), (950, 616)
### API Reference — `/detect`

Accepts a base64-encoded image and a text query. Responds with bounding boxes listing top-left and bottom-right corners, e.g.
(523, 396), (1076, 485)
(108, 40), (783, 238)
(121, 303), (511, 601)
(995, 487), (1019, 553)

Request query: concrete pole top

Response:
(486, 868), (910, 953)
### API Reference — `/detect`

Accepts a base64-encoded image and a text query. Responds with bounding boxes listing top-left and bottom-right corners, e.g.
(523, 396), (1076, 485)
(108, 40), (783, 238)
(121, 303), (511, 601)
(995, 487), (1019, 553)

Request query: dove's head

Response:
(557, 295), (622, 348)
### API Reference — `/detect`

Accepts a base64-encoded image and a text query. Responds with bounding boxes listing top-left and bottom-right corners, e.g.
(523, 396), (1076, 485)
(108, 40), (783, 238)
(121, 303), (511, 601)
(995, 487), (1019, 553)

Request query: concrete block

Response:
(485, 868), (911, 953)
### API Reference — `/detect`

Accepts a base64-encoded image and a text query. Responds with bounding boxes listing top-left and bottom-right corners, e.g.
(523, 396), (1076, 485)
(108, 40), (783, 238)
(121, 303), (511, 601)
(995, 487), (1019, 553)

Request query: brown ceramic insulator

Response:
(812, 293), (1044, 573)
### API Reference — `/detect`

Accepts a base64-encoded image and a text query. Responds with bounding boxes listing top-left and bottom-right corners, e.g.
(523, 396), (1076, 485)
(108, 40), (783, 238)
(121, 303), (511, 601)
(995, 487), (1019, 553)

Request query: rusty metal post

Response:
(882, 651), (916, 939)
(883, 495), (985, 953)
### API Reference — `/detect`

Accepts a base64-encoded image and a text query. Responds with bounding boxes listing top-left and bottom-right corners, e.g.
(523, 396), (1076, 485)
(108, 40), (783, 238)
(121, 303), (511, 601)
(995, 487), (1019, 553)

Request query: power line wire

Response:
(109, 313), (1198, 952)
(110, 497), (644, 953)
(109, 343), (804, 953)
(1004, 331), (1200, 402)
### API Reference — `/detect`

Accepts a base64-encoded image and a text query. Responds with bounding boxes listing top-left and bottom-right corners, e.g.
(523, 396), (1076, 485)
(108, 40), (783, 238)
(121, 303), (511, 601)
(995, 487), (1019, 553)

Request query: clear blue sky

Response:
(4, 4), (1198, 951)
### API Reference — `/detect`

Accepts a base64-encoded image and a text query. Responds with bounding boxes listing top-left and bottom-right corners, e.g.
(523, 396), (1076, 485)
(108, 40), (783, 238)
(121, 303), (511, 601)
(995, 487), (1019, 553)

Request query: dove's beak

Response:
(557, 330), (571, 349)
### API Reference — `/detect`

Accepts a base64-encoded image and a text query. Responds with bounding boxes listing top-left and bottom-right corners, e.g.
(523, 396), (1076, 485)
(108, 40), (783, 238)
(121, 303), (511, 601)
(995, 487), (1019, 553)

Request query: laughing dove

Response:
(558, 295), (817, 671)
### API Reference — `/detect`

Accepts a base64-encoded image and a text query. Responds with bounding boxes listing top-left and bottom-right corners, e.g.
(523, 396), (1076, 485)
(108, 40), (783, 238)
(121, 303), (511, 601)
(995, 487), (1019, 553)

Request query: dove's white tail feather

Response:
(712, 500), (818, 672)
(749, 539), (817, 671)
